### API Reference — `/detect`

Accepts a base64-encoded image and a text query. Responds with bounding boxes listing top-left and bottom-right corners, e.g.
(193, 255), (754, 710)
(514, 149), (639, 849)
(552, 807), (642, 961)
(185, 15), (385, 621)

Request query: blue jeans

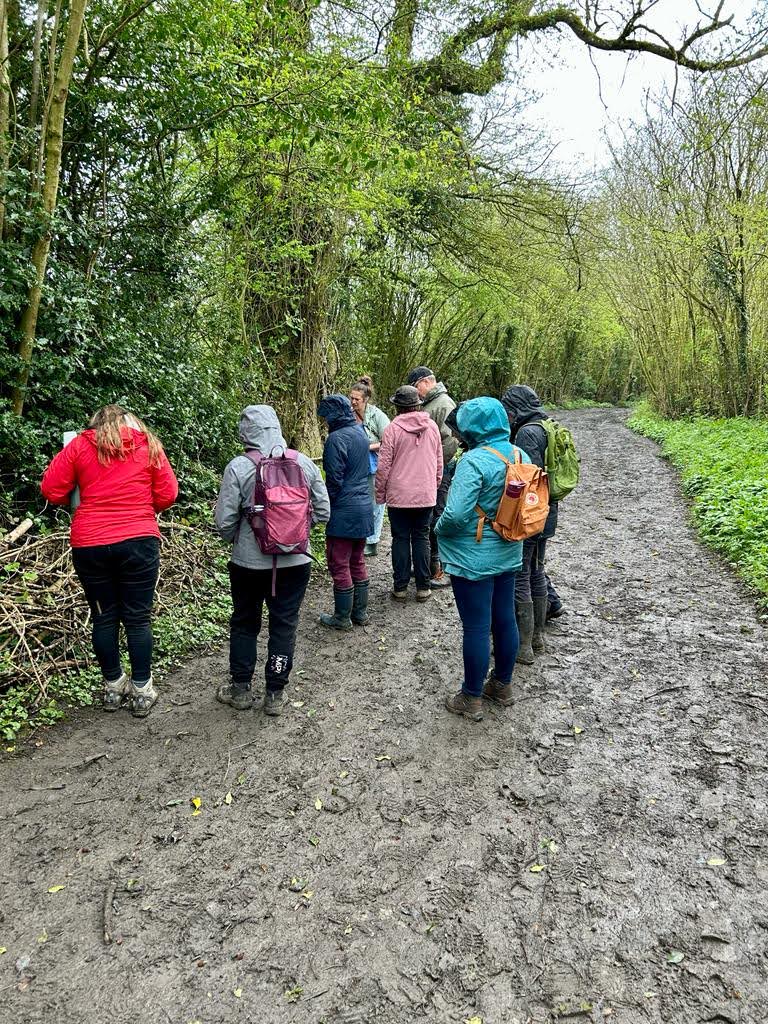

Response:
(451, 571), (519, 696)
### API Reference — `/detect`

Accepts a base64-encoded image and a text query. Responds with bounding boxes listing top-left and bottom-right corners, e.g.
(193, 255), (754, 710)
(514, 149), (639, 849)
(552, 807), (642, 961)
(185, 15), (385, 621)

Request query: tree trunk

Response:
(0, 0), (9, 240)
(11, 0), (89, 417)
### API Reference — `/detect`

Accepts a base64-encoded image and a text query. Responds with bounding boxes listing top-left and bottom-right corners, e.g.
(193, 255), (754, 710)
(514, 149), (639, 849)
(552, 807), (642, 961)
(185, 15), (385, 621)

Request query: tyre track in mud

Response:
(1, 408), (767, 1024)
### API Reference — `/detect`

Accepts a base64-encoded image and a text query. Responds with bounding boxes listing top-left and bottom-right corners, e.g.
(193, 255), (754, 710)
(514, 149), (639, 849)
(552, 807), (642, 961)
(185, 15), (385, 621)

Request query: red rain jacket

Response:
(41, 428), (178, 548)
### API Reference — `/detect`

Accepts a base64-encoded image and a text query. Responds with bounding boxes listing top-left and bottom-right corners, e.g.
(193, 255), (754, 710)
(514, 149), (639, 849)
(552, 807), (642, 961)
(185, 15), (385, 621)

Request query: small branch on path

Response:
(643, 684), (684, 700)
(64, 752), (108, 771)
(103, 879), (117, 945)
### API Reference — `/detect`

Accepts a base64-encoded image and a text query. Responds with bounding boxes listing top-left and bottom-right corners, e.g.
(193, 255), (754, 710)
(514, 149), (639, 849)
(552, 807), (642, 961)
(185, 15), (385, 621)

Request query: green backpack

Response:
(540, 418), (580, 501)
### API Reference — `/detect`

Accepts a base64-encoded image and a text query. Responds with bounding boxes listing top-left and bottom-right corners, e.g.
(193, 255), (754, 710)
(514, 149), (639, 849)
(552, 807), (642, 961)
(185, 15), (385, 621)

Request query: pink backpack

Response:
(243, 448), (312, 589)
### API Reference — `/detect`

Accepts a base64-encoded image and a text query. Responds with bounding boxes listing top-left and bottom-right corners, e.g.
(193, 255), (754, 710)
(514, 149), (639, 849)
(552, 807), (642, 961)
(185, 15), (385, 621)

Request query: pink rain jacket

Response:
(375, 411), (443, 508)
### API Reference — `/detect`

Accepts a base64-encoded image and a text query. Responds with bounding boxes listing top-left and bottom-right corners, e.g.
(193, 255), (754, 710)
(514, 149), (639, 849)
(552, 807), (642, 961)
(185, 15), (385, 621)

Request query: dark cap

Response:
(406, 366), (434, 386)
(390, 385), (422, 409)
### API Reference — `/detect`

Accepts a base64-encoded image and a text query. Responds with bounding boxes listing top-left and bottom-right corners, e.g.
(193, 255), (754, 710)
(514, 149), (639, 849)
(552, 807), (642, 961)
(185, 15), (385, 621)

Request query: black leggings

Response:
(72, 536), (160, 683)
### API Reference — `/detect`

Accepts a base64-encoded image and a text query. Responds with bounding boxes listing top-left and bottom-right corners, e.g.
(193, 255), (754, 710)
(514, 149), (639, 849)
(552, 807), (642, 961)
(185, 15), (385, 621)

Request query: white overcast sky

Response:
(508, 0), (762, 172)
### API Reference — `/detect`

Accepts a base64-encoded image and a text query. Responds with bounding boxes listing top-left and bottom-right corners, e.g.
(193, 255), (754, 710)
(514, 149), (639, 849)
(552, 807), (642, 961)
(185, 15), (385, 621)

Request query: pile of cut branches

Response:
(1, 518), (227, 708)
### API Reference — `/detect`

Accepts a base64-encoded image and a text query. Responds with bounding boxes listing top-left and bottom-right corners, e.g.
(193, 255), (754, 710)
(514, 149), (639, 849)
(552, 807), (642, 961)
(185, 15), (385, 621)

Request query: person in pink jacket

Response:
(375, 386), (443, 602)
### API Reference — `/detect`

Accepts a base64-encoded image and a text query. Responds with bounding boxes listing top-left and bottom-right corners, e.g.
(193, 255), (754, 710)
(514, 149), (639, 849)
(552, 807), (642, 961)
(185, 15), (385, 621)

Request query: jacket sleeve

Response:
(514, 424), (545, 469)
(374, 425), (394, 505)
(151, 451), (179, 512)
(431, 403), (458, 464)
(40, 439), (79, 505)
(435, 455), (483, 536)
(301, 458), (330, 525)
(373, 406), (390, 441)
(323, 434), (346, 502)
(214, 461), (244, 542)
(434, 423), (444, 489)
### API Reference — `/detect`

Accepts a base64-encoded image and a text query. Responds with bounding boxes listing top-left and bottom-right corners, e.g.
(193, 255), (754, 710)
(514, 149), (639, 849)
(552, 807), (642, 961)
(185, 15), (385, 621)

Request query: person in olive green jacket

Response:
(406, 366), (457, 588)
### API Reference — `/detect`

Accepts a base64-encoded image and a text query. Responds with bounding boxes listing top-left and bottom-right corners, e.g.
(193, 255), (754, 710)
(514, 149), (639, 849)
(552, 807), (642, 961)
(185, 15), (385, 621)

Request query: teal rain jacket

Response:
(435, 397), (530, 581)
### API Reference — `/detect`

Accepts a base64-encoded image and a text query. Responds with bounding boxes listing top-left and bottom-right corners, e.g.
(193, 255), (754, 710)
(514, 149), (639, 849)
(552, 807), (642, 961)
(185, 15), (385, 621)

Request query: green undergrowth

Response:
(629, 402), (768, 606)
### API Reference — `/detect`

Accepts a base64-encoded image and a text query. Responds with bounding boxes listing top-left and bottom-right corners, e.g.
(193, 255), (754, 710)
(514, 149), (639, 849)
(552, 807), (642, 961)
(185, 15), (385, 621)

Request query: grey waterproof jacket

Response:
(215, 405), (330, 570)
(421, 382), (458, 465)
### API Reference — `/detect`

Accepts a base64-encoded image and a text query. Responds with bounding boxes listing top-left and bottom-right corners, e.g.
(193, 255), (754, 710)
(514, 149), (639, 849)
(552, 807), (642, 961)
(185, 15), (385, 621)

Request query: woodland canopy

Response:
(3, 0), (768, 522)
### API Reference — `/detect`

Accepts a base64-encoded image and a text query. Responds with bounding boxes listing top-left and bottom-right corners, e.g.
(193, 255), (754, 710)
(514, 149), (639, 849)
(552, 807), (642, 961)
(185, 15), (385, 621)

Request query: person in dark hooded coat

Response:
(317, 395), (374, 630)
(500, 384), (562, 663)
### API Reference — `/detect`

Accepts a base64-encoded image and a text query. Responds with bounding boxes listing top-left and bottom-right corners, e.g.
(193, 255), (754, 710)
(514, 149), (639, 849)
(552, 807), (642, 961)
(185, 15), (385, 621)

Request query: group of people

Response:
(40, 372), (563, 723)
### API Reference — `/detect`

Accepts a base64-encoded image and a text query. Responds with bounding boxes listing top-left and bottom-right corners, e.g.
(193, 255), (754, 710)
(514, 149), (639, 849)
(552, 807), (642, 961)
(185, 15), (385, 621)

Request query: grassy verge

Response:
(629, 402), (768, 606)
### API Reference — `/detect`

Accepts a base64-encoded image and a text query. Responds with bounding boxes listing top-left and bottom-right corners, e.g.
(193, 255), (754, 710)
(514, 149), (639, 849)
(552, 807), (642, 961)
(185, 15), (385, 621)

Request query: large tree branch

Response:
(416, 2), (768, 96)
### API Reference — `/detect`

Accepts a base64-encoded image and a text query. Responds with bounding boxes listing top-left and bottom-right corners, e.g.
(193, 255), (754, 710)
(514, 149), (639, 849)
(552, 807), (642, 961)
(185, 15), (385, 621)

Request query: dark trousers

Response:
(429, 473), (451, 574)
(388, 506), (433, 590)
(72, 536), (160, 683)
(229, 561), (311, 691)
(326, 537), (368, 590)
(451, 571), (519, 696)
(516, 535), (548, 603)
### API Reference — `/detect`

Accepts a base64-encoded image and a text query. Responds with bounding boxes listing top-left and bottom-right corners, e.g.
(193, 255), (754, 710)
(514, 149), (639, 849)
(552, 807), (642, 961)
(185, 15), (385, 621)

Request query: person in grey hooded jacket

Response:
(214, 405), (330, 715)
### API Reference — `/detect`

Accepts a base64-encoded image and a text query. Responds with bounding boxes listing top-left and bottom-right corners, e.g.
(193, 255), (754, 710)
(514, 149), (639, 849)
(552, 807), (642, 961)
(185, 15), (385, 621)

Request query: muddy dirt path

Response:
(2, 408), (768, 1024)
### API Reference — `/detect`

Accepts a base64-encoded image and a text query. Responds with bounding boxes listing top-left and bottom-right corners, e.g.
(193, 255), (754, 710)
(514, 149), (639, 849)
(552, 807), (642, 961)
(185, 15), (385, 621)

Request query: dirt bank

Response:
(2, 408), (767, 1024)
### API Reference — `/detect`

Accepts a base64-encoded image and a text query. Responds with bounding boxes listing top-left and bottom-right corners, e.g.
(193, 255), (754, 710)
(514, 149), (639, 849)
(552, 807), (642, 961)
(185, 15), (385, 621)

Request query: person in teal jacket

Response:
(435, 397), (531, 721)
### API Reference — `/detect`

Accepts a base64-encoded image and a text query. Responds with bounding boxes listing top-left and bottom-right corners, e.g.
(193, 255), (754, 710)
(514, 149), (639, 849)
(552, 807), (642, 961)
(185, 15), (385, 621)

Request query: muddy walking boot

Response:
(319, 587), (354, 631)
(264, 688), (284, 716)
(533, 595), (548, 655)
(102, 671), (130, 712)
(129, 676), (158, 718)
(516, 601), (535, 665)
(351, 580), (370, 626)
(445, 690), (483, 721)
(216, 682), (254, 711)
(483, 676), (514, 706)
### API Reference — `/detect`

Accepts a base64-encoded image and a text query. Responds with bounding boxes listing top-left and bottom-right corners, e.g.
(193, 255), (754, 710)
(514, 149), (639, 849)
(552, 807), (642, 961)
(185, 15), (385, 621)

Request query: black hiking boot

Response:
(319, 587), (354, 631)
(516, 601), (535, 665)
(216, 682), (254, 711)
(264, 689), (284, 716)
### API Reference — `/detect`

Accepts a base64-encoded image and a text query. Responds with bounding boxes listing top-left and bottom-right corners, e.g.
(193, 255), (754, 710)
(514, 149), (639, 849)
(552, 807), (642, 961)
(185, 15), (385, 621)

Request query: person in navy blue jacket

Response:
(317, 395), (374, 630)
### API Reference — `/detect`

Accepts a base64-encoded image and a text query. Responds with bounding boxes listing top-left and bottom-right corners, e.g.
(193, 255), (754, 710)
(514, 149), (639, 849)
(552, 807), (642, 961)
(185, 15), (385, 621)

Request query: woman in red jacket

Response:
(41, 405), (178, 717)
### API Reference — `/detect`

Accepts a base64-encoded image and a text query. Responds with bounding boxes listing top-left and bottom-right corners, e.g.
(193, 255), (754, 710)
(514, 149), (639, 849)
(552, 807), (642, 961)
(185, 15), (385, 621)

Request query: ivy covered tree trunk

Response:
(11, 0), (90, 417)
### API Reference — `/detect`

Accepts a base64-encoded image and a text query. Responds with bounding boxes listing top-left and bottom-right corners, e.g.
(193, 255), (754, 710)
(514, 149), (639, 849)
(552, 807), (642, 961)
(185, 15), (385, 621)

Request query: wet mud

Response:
(2, 408), (767, 1023)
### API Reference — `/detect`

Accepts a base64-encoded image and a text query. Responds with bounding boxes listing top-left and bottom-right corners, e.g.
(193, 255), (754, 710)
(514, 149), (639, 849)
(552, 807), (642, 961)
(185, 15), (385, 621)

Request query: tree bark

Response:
(11, 0), (90, 417)
(0, 0), (10, 240)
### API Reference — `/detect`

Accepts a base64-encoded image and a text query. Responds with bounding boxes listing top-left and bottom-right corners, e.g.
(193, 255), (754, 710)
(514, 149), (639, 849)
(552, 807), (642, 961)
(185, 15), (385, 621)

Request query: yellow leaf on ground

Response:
(314, 798), (322, 810)
(707, 857), (727, 866)
(224, 792), (233, 805)
(574, 726), (584, 735)
(233, 987), (242, 998)
(529, 864), (546, 873)
(301, 889), (314, 901)
(465, 1017), (483, 1024)
(38, 930), (48, 944)
(0, 948), (7, 954)
(191, 796), (201, 808)
(339, 770), (349, 779)
(47, 885), (65, 893)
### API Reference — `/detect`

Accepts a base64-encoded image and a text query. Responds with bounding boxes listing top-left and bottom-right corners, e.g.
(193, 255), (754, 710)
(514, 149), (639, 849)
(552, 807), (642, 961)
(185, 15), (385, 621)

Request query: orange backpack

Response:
(474, 446), (550, 543)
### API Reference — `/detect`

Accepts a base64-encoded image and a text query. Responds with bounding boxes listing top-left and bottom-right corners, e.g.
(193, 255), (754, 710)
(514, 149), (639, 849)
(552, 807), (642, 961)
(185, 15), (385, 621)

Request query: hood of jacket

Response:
(239, 405), (287, 454)
(500, 384), (546, 428)
(393, 410), (434, 438)
(318, 394), (357, 432)
(423, 381), (449, 405)
(456, 397), (511, 449)
(83, 426), (149, 453)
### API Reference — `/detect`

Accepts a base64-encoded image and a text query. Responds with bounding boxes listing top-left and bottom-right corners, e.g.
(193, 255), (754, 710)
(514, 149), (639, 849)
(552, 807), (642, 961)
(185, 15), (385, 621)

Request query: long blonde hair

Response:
(89, 405), (164, 467)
